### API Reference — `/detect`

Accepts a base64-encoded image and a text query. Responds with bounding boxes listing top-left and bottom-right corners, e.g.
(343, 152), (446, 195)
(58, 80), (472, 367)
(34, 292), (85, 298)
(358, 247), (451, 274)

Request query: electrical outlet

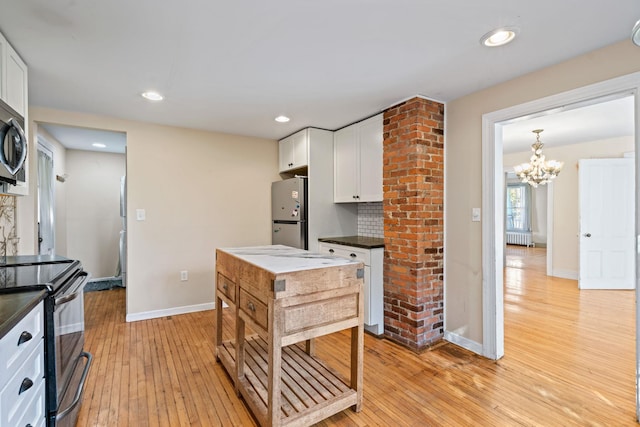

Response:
(180, 270), (188, 281)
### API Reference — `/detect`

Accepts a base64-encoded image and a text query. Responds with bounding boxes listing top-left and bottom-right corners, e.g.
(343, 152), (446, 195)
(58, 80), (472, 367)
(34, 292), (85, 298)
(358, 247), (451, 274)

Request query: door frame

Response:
(481, 71), (640, 418)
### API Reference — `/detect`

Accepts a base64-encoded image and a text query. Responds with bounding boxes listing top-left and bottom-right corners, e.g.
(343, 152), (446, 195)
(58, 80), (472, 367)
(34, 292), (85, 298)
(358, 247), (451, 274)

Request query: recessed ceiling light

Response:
(275, 115), (290, 123)
(92, 143), (106, 148)
(141, 91), (164, 101)
(480, 27), (518, 47)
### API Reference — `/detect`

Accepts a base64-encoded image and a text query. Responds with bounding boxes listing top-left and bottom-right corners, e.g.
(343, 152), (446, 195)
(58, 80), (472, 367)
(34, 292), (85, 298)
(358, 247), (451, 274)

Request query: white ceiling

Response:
(40, 123), (126, 154)
(502, 95), (635, 154)
(1, 1), (640, 147)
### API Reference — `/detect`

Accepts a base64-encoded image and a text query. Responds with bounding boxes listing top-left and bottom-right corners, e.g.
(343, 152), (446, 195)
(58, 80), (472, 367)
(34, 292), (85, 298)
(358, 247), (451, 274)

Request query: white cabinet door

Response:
(278, 136), (293, 171)
(291, 130), (308, 170)
(278, 129), (308, 172)
(5, 43), (27, 117)
(334, 126), (358, 202)
(357, 114), (383, 202)
(333, 114), (383, 203)
(0, 33), (6, 101)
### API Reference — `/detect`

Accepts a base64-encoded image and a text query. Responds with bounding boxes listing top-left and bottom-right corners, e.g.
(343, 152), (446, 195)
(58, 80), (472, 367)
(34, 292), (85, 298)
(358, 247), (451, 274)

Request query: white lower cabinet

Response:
(0, 302), (45, 427)
(317, 242), (384, 335)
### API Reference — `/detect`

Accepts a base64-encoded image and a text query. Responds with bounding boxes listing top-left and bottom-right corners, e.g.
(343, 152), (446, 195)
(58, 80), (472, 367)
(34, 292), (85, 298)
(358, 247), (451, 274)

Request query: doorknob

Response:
(583, 233), (591, 237)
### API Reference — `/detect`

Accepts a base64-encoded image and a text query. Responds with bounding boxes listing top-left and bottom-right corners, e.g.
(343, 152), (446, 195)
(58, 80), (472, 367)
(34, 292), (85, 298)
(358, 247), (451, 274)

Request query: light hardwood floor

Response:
(77, 247), (636, 426)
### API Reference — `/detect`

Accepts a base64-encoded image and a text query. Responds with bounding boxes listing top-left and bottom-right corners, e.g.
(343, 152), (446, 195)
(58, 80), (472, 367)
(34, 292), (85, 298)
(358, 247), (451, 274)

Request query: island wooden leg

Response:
(235, 315), (246, 397)
(351, 324), (364, 412)
(304, 338), (315, 356)
(215, 296), (223, 362)
(268, 299), (283, 427)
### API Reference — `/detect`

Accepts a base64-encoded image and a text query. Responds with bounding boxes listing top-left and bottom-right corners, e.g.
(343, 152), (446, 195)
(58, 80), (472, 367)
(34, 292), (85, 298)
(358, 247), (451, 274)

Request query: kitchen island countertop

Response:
(318, 235), (385, 249)
(219, 244), (362, 274)
(0, 289), (47, 339)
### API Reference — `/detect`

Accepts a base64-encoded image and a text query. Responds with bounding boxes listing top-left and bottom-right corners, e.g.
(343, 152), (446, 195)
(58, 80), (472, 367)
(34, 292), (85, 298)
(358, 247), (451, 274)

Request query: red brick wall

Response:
(382, 97), (444, 351)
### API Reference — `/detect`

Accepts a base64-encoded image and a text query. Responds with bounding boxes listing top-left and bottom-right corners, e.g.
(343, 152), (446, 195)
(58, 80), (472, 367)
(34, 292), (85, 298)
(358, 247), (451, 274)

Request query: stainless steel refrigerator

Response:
(272, 177), (307, 249)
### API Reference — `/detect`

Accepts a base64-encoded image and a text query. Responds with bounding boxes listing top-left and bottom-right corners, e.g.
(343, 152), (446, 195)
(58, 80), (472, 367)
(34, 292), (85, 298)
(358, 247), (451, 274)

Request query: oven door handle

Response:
(56, 351), (92, 422)
(54, 271), (88, 306)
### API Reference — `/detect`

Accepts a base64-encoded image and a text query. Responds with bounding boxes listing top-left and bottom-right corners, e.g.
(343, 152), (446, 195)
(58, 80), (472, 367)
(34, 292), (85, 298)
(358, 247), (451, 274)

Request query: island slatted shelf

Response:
(215, 245), (364, 427)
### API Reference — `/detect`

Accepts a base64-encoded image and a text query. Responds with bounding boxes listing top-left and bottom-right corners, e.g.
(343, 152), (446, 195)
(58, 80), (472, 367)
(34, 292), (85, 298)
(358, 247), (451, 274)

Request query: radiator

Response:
(506, 231), (533, 247)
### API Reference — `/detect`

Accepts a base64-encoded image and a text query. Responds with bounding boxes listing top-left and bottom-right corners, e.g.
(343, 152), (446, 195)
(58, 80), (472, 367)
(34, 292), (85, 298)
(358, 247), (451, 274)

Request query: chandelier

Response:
(513, 129), (563, 188)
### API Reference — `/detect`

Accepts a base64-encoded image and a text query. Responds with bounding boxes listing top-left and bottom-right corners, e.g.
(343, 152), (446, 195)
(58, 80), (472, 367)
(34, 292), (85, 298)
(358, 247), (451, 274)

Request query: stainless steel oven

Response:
(51, 269), (91, 427)
(0, 256), (92, 427)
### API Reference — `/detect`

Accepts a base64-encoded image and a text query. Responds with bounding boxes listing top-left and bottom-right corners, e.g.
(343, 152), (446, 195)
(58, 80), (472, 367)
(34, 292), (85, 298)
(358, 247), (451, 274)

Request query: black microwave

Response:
(0, 98), (26, 185)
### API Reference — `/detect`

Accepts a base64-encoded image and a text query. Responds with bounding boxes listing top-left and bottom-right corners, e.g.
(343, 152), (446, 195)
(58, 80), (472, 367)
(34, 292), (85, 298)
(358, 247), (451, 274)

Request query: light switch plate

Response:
(136, 209), (146, 221)
(472, 207), (481, 222)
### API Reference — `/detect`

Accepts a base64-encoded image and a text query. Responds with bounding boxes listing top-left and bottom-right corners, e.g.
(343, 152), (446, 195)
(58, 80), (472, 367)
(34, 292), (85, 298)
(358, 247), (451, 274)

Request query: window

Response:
(506, 184), (531, 232)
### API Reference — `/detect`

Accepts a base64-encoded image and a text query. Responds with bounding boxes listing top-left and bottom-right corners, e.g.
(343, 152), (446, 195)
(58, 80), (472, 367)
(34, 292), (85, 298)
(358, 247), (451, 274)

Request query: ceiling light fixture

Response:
(275, 115), (290, 123)
(92, 143), (106, 148)
(513, 129), (564, 187)
(632, 19), (640, 46)
(480, 27), (518, 47)
(141, 91), (164, 101)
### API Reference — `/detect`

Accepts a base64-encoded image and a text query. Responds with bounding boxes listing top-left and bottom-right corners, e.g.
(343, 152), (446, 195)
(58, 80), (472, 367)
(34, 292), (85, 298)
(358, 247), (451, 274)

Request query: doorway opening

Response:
(35, 122), (127, 290)
(482, 72), (640, 419)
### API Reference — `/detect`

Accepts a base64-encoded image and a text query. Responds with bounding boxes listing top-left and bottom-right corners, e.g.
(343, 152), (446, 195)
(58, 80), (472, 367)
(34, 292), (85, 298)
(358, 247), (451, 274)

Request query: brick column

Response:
(382, 97), (444, 351)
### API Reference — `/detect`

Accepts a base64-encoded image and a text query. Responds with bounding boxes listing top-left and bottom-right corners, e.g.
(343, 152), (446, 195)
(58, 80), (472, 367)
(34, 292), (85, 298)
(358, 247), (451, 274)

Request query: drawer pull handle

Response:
(19, 377), (33, 395)
(222, 283), (228, 291)
(18, 331), (33, 346)
(350, 253), (357, 258)
(329, 249), (334, 254)
(247, 302), (256, 312)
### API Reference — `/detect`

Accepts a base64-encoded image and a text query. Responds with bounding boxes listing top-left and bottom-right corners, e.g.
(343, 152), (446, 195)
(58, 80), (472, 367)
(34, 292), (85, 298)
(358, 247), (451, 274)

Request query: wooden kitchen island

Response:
(215, 245), (364, 427)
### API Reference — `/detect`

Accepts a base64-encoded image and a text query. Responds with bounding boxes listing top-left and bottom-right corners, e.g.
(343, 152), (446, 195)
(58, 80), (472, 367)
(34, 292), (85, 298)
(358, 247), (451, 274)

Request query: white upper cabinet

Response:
(5, 43), (27, 117)
(334, 113), (383, 203)
(0, 31), (27, 117)
(279, 129), (309, 172)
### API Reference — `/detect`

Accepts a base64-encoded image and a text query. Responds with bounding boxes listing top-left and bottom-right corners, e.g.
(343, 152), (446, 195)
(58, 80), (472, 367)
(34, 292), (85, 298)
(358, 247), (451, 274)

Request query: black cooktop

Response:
(0, 260), (80, 292)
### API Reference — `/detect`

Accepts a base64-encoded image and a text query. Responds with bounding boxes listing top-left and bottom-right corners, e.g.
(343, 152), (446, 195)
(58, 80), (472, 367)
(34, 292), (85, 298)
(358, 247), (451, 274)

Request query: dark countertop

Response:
(318, 236), (385, 249)
(0, 290), (47, 339)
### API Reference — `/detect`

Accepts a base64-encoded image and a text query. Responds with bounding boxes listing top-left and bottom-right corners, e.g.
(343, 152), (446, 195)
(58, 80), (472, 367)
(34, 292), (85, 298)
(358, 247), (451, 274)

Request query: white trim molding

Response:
(444, 331), (483, 355)
(126, 302), (215, 323)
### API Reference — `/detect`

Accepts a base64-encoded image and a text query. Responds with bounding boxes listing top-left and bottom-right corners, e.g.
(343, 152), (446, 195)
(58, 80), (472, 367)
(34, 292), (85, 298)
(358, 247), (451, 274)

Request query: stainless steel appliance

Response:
(0, 98), (27, 185)
(0, 256), (92, 427)
(272, 177), (307, 249)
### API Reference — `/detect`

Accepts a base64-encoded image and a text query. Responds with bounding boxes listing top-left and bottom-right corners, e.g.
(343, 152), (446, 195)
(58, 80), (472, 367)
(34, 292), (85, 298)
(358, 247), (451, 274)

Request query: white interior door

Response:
(579, 158), (635, 289)
(37, 142), (55, 255)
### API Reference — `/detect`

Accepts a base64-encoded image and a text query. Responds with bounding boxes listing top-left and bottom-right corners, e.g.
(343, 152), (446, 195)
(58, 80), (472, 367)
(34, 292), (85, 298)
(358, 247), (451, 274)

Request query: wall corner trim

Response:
(125, 302), (215, 323)
(443, 331), (484, 356)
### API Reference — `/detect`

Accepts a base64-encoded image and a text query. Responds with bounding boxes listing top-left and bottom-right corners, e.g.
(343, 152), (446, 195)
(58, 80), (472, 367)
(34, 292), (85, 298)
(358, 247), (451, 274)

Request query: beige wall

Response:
(445, 40), (640, 345)
(65, 150), (125, 278)
(21, 108), (279, 317)
(504, 136), (634, 278)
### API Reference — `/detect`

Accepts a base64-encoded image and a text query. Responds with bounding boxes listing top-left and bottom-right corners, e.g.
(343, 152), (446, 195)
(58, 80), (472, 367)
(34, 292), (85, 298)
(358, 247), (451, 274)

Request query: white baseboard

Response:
(444, 330), (483, 356)
(551, 269), (578, 280)
(126, 302), (215, 322)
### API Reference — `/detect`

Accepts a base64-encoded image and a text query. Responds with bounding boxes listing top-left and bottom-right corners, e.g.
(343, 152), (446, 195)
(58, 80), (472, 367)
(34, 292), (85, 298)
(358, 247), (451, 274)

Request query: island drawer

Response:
(283, 293), (359, 335)
(217, 273), (236, 303)
(239, 289), (268, 331)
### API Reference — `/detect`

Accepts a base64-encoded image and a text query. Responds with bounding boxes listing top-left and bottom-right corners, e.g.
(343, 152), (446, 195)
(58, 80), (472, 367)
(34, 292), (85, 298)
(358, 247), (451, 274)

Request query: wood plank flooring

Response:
(77, 248), (636, 426)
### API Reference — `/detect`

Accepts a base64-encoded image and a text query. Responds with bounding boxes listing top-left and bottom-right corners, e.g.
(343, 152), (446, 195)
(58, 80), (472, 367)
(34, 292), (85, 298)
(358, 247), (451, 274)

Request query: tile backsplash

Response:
(357, 202), (383, 238)
(0, 196), (17, 256)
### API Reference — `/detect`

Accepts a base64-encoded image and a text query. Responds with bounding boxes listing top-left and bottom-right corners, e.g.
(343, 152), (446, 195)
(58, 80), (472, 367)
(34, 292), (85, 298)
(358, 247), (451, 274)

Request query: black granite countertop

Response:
(0, 290), (47, 339)
(318, 236), (385, 249)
